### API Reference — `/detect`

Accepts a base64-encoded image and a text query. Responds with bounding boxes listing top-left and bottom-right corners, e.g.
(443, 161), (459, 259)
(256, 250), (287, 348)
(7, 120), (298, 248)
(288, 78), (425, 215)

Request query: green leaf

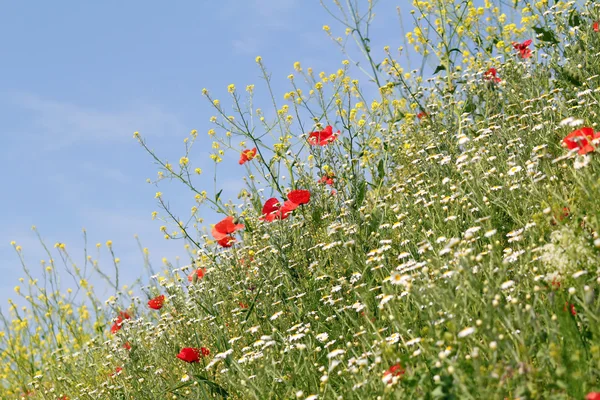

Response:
(215, 189), (223, 203)
(463, 100), (476, 114)
(377, 159), (385, 181)
(568, 10), (581, 27)
(559, 67), (582, 87)
(356, 180), (367, 208)
(434, 65), (446, 75)
(431, 386), (446, 399)
(194, 374), (229, 398)
(390, 109), (405, 123)
(533, 26), (559, 44)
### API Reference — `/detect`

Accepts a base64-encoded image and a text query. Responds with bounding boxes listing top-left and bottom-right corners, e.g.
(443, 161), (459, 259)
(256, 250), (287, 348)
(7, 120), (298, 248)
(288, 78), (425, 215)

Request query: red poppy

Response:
(563, 127), (600, 155)
(319, 174), (334, 186)
(239, 256), (254, 267)
(110, 321), (122, 334)
(262, 198), (281, 222)
(217, 235), (236, 247)
(110, 311), (131, 334)
(484, 67), (501, 83)
(513, 39), (532, 59)
(212, 216), (244, 240)
(281, 200), (299, 218)
(586, 393), (600, 400)
(188, 267), (207, 282)
(594, 21), (599, 32)
(148, 294), (165, 310)
(239, 148), (257, 165)
(123, 342), (132, 351)
(177, 347), (200, 363)
(308, 125), (339, 146)
(110, 366), (123, 377)
(417, 111), (428, 120)
(177, 347), (209, 363)
(564, 302), (577, 316)
(559, 207), (570, 221)
(287, 189), (310, 206)
(239, 302), (249, 309)
(261, 190), (310, 222)
(383, 363), (405, 384)
(261, 198), (289, 222)
(58, 397), (70, 400)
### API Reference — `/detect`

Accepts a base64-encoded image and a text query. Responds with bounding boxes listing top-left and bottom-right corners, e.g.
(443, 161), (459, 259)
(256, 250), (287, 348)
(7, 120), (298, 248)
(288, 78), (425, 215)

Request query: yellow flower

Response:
(179, 157), (189, 166)
(255, 56), (262, 63)
(323, 25), (330, 32)
(155, 192), (162, 199)
(227, 84), (235, 93)
(293, 61), (301, 71)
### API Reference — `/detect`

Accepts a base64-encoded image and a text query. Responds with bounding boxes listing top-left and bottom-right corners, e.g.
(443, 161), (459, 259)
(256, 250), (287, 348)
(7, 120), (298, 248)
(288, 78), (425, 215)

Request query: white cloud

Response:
(8, 92), (187, 151)
(232, 37), (261, 55)
(221, 0), (299, 54)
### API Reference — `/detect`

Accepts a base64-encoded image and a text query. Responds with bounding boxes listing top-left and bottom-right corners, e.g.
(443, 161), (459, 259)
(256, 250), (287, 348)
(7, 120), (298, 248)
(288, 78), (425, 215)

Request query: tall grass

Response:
(3, 1), (600, 398)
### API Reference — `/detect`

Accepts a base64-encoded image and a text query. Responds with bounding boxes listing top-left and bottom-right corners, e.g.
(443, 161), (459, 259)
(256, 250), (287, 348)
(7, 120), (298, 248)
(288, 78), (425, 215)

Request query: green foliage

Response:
(3, 1), (600, 399)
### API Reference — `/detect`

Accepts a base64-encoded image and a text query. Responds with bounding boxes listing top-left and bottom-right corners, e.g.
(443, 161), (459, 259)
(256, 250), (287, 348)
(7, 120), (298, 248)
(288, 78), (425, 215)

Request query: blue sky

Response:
(0, 0), (402, 305)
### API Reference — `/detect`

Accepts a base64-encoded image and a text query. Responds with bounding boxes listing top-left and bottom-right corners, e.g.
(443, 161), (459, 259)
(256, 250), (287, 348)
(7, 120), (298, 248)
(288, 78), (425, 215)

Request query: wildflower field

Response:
(4, 0), (600, 399)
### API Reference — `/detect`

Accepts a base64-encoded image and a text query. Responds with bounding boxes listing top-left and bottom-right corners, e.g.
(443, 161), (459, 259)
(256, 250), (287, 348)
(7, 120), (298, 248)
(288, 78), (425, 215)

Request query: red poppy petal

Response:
(287, 189), (310, 205)
(215, 216), (234, 233)
(217, 236), (236, 247)
(280, 200), (297, 218)
(177, 347), (201, 363)
(211, 226), (228, 240)
(262, 198), (281, 215)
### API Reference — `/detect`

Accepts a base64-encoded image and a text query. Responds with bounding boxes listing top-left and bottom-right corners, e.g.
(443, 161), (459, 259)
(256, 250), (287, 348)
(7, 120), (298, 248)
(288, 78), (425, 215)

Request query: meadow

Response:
(2, 0), (600, 398)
